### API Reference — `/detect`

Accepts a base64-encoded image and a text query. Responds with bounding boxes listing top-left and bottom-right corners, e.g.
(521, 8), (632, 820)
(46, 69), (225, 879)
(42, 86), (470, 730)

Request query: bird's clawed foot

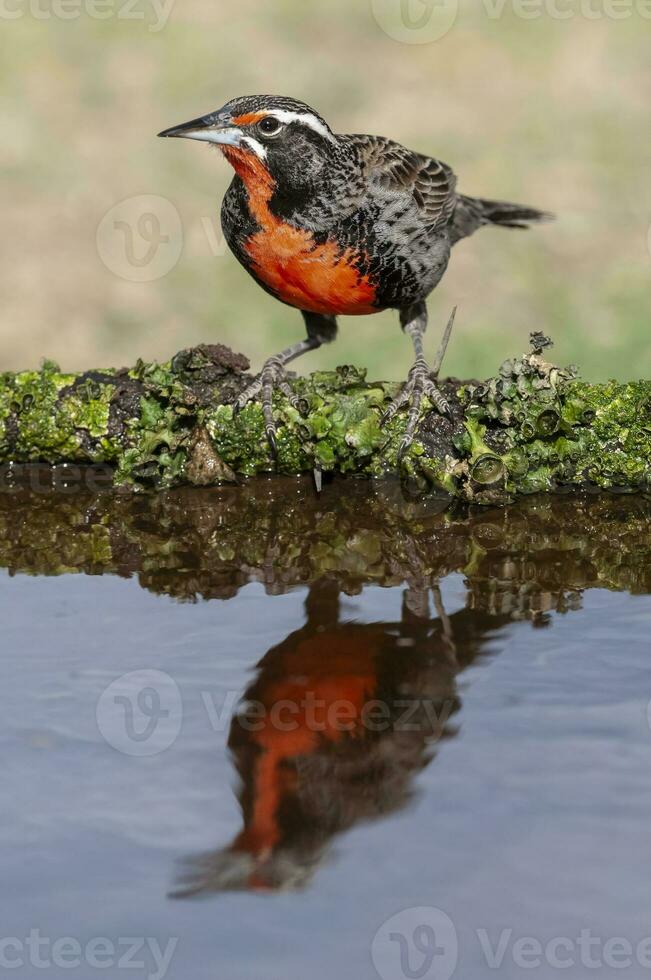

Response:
(381, 359), (451, 459)
(233, 354), (307, 455)
(381, 306), (456, 459)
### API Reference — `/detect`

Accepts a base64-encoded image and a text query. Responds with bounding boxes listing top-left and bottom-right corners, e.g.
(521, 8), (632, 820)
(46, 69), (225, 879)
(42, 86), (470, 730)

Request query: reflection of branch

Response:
(1, 482), (651, 606)
(1, 335), (650, 500)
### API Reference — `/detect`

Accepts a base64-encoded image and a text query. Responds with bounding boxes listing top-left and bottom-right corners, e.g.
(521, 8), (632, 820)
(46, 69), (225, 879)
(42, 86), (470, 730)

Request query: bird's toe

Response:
(381, 362), (450, 455)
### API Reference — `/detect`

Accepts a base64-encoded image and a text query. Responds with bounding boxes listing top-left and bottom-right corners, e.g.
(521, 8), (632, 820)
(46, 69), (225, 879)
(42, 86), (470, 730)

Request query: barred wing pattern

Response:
(351, 134), (458, 230)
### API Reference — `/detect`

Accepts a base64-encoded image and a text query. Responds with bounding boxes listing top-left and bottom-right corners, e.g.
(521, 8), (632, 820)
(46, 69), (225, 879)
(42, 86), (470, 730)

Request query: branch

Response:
(1, 334), (649, 502)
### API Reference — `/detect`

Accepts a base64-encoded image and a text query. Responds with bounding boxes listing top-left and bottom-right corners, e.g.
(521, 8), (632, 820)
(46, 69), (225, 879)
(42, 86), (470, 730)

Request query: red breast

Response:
(223, 145), (379, 316)
(231, 629), (380, 859)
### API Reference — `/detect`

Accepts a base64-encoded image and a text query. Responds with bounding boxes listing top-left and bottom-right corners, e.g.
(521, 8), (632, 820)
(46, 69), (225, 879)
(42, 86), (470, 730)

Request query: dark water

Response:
(2, 477), (651, 980)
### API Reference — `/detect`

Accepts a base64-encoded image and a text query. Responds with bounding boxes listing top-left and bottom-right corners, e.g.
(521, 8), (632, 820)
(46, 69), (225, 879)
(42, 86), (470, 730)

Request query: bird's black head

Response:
(158, 95), (338, 192)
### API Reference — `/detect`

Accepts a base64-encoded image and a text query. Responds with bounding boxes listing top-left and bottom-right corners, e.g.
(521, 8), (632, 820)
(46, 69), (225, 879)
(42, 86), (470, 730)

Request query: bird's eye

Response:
(258, 117), (282, 137)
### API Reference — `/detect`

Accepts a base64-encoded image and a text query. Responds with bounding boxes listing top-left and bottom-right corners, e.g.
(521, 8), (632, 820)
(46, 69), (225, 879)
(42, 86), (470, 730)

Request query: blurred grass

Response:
(1, 0), (649, 381)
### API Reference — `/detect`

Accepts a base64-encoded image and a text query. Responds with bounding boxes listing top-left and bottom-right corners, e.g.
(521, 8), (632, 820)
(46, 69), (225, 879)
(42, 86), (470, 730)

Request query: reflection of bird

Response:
(159, 95), (551, 454)
(171, 581), (510, 895)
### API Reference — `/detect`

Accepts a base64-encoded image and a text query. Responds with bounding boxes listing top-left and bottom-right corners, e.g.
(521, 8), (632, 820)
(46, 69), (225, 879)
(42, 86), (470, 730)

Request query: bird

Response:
(159, 95), (551, 456)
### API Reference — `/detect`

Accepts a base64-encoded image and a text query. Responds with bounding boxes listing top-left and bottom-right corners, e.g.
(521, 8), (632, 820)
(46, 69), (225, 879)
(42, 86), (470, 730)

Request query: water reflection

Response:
(172, 580), (511, 894)
(3, 474), (650, 601)
(2, 474), (651, 896)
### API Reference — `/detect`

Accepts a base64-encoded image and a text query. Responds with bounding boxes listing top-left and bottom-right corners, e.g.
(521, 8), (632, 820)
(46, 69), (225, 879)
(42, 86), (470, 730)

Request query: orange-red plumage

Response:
(159, 94), (549, 453)
(223, 145), (378, 316)
(231, 629), (380, 863)
(231, 111), (267, 126)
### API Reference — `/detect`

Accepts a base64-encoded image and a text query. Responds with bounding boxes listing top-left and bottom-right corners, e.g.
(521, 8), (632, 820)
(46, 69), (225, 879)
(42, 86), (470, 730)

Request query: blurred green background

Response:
(1, 0), (649, 381)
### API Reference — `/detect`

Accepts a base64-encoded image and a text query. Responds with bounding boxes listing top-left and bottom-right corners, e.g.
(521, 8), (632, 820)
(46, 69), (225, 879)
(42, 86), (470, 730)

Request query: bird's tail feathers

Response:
(449, 195), (553, 245)
(468, 195), (553, 230)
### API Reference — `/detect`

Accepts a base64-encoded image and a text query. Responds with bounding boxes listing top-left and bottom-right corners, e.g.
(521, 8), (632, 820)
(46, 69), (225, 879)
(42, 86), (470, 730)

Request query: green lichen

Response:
(14, 364), (83, 460)
(454, 342), (651, 500)
(2, 337), (651, 501)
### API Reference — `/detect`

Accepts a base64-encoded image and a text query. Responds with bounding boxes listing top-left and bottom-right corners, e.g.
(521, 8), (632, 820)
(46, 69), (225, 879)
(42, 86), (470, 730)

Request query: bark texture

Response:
(1, 335), (650, 502)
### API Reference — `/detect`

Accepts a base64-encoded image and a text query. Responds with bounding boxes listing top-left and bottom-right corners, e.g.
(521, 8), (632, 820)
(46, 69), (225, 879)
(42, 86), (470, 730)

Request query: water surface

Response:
(2, 478), (651, 979)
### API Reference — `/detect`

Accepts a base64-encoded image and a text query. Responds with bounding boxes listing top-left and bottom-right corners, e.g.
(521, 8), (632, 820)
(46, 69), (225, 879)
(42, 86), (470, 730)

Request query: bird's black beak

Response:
(157, 112), (243, 147)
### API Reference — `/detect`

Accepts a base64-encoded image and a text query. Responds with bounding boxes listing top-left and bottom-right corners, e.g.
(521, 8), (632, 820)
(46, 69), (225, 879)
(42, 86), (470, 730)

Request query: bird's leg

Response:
(234, 337), (318, 452)
(381, 303), (455, 459)
(234, 312), (337, 454)
(432, 582), (458, 667)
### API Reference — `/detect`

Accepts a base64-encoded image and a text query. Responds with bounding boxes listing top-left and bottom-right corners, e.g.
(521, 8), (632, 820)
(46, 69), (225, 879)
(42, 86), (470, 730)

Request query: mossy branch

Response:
(1, 334), (650, 502)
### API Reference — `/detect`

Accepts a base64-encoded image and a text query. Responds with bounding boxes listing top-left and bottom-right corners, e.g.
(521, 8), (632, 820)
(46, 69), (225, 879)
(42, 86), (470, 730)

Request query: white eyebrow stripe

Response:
(264, 109), (335, 142)
(241, 135), (268, 160)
